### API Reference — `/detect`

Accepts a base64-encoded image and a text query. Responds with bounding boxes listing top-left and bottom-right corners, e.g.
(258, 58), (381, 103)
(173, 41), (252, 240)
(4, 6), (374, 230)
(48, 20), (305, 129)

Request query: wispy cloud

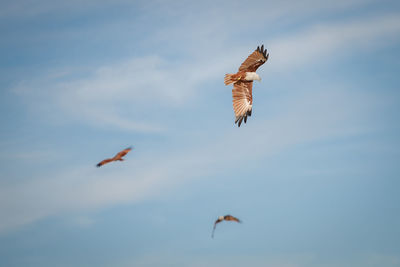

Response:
(3, 0), (399, 233)
(12, 52), (237, 133)
(270, 14), (400, 71)
(0, 82), (382, 233)
(0, 164), (169, 232)
(12, 11), (400, 133)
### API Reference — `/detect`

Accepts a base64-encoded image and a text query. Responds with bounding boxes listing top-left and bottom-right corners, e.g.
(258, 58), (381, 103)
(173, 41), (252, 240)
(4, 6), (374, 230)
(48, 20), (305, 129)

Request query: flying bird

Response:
(224, 45), (269, 127)
(211, 215), (241, 238)
(96, 147), (133, 167)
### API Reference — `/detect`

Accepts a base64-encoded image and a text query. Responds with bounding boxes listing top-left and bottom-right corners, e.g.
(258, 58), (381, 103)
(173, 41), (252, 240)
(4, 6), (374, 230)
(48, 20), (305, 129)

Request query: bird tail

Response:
(224, 74), (236, 85)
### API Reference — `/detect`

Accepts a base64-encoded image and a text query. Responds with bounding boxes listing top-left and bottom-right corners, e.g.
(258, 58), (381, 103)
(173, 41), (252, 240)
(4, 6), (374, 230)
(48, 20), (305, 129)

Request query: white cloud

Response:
(0, 83), (382, 233)
(269, 14), (400, 71)
(3, 1), (399, 233)
(12, 10), (400, 132)
(12, 52), (238, 132)
(0, 163), (171, 232)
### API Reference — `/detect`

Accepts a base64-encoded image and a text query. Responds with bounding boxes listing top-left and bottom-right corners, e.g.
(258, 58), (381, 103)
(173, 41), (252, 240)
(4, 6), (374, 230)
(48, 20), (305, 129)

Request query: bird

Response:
(224, 45), (269, 127)
(96, 147), (133, 167)
(211, 214), (241, 238)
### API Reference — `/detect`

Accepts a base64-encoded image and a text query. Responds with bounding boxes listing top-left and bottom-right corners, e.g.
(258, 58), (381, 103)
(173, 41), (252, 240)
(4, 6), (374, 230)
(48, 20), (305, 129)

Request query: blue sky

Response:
(1, 0), (400, 266)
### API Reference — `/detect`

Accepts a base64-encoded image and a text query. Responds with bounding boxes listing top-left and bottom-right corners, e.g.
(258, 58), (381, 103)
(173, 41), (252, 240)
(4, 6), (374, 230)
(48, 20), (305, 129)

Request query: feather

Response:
(238, 117), (243, 127)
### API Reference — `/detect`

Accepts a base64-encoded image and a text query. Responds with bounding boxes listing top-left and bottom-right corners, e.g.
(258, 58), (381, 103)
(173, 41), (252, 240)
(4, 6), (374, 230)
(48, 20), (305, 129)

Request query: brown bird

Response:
(224, 45), (269, 127)
(211, 215), (241, 238)
(96, 147), (133, 167)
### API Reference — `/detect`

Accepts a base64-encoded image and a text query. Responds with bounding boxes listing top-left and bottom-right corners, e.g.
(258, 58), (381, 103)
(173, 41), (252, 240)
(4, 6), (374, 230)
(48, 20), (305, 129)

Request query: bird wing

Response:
(238, 45), (269, 72)
(224, 215), (241, 223)
(211, 219), (223, 238)
(96, 158), (114, 167)
(232, 82), (253, 127)
(114, 147), (132, 159)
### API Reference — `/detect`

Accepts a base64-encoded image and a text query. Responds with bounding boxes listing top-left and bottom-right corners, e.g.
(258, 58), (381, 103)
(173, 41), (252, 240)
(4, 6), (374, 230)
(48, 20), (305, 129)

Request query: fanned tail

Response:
(224, 74), (236, 85)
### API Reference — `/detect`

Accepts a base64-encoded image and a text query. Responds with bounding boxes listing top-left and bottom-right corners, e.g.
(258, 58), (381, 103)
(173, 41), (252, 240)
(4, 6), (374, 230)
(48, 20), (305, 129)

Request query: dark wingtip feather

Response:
(238, 117), (243, 127)
(235, 113), (251, 127)
(257, 44), (268, 60)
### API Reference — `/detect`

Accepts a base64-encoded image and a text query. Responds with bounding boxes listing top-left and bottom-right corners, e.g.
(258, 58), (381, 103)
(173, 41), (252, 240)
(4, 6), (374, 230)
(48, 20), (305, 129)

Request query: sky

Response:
(0, 0), (400, 266)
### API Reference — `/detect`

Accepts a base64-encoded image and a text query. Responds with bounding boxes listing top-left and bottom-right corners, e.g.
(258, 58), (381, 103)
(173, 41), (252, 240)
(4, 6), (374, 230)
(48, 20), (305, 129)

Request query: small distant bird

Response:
(224, 45), (269, 127)
(212, 215), (241, 238)
(96, 147), (133, 167)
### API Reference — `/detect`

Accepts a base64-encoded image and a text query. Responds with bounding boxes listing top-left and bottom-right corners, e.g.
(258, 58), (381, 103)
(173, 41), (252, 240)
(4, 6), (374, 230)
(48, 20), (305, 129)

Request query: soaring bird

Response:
(211, 215), (241, 238)
(224, 45), (269, 127)
(96, 147), (133, 167)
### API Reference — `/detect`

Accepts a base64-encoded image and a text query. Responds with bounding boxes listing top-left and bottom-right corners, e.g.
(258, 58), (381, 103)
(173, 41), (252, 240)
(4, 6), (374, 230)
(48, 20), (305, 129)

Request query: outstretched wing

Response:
(238, 44), (269, 72)
(211, 219), (223, 238)
(115, 147), (132, 159)
(224, 215), (241, 223)
(232, 82), (253, 127)
(96, 158), (114, 167)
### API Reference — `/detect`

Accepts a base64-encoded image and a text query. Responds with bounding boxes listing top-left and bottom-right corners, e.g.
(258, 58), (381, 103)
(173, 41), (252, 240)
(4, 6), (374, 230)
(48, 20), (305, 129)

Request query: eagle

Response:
(96, 147), (133, 167)
(211, 214), (241, 238)
(224, 45), (269, 127)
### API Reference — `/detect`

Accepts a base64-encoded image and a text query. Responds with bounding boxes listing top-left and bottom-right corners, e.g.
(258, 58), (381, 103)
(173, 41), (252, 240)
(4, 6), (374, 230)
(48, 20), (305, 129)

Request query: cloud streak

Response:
(0, 83), (382, 233)
(3, 0), (399, 233)
(11, 11), (400, 133)
(270, 14), (400, 71)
